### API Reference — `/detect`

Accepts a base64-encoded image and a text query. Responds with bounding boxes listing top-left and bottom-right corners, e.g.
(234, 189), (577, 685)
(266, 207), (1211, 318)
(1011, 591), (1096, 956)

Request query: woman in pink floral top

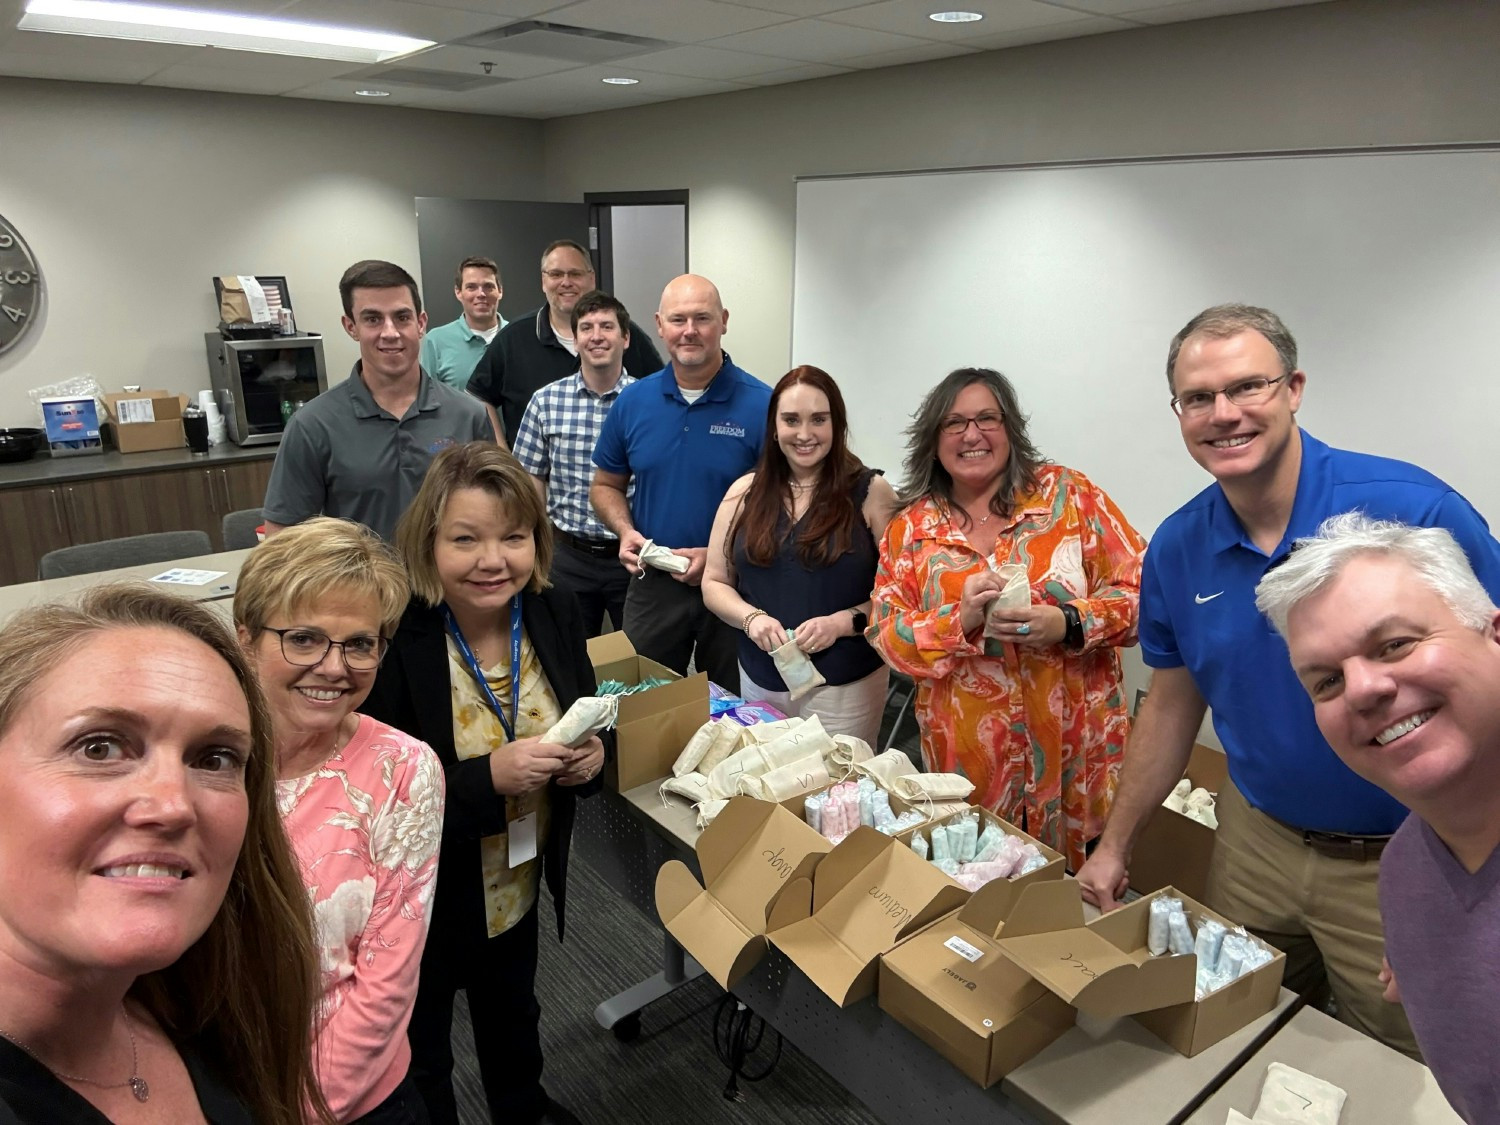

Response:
(236, 518), (445, 1125)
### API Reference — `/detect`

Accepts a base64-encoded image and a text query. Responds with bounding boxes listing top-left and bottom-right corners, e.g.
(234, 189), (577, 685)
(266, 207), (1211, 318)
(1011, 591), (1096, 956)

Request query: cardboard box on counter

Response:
(994, 880), (1284, 1057)
(102, 390), (188, 454)
(894, 805), (1065, 916)
(655, 796), (831, 990)
(879, 878), (1075, 1087)
(587, 631), (708, 792)
(1130, 741), (1227, 901)
(766, 825), (969, 1007)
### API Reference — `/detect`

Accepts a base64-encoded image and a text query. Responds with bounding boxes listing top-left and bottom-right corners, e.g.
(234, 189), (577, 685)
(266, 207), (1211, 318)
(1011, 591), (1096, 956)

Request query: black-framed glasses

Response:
(1170, 374), (1289, 417)
(939, 411), (1005, 436)
(542, 268), (593, 282)
(266, 627), (388, 670)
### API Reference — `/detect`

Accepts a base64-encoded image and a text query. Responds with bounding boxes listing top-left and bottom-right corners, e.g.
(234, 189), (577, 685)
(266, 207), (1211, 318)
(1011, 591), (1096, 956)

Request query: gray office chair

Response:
(882, 669), (919, 754)
(221, 508), (263, 550)
(38, 530), (213, 580)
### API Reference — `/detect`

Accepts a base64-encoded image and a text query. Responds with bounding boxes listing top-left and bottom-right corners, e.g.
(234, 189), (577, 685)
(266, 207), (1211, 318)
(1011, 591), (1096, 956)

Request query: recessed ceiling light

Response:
(19, 0), (433, 64)
(929, 10), (984, 23)
(601, 76), (639, 86)
(354, 88), (391, 97)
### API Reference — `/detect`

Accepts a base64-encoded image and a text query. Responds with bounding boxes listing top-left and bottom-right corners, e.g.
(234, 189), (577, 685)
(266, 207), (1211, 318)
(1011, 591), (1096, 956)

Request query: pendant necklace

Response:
(0, 1007), (149, 1102)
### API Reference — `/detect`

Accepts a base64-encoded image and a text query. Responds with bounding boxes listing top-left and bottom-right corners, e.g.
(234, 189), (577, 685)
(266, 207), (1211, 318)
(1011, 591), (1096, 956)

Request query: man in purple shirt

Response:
(1256, 512), (1500, 1123)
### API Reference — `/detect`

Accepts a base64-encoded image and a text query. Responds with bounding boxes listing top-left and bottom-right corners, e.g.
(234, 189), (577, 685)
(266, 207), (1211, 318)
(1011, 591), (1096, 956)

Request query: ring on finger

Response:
(1015, 623), (1031, 636)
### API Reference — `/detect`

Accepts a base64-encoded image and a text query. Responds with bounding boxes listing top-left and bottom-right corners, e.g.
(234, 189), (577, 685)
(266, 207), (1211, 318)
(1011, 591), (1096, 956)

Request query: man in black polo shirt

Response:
(467, 239), (664, 446)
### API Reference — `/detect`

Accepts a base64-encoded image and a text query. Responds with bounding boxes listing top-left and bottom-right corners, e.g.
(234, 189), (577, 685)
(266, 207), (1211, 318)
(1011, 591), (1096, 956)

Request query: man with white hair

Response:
(1256, 512), (1500, 1124)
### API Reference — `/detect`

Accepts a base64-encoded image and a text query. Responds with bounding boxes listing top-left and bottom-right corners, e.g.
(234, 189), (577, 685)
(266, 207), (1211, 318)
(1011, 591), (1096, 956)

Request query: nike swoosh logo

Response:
(1195, 592), (1224, 604)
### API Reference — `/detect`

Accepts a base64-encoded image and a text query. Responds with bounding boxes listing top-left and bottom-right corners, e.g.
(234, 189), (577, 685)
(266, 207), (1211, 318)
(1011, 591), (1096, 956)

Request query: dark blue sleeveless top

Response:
(733, 468), (885, 691)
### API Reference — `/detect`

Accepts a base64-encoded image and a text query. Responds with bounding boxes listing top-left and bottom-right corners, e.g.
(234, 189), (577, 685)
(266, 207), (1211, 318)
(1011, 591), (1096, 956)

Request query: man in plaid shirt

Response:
(511, 290), (638, 635)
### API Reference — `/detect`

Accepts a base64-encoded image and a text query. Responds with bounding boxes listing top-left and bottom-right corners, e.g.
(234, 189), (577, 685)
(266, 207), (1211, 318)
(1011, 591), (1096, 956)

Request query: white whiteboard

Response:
(791, 150), (1500, 537)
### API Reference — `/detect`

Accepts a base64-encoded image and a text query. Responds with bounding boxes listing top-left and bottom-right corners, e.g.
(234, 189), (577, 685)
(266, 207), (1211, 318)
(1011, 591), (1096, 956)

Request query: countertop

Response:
(0, 442), (276, 490)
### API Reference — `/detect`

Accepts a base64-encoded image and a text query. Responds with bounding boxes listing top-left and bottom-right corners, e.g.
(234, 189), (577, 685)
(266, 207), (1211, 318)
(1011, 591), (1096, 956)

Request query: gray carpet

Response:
(447, 681), (923, 1124)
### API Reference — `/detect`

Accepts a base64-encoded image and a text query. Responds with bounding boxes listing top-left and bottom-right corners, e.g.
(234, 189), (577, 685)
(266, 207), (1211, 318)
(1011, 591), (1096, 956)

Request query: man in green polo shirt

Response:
(420, 255), (507, 394)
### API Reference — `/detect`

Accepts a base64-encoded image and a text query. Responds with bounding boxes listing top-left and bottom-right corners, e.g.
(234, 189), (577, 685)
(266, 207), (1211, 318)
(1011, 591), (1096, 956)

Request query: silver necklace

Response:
(0, 1007), (149, 1102)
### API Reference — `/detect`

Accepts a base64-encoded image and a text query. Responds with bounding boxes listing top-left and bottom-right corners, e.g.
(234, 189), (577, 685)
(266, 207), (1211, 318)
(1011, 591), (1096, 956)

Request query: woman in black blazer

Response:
(362, 443), (603, 1125)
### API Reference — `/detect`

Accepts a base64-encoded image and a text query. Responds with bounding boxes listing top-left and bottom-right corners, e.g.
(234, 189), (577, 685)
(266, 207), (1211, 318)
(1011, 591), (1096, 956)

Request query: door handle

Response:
(204, 470), (219, 514)
(64, 488), (81, 535)
(219, 469), (233, 511)
(50, 489), (64, 536)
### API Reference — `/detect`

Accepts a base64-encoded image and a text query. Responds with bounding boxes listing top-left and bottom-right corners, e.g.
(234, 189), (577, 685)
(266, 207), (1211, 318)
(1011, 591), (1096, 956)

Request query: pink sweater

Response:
(277, 714), (445, 1121)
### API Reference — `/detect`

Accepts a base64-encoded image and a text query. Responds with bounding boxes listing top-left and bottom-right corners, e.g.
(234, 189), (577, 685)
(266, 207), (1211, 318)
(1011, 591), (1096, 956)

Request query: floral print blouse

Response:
(276, 714), (445, 1121)
(447, 629), (562, 939)
(870, 463), (1146, 869)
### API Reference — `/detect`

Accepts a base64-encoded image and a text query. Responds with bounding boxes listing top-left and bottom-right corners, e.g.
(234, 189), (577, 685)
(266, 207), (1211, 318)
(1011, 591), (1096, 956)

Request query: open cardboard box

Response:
(995, 880), (1285, 1056)
(655, 796), (831, 990)
(766, 825), (970, 1007)
(1130, 741), (1227, 901)
(102, 390), (187, 453)
(894, 805), (1064, 916)
(587, 631), (708, 791)
(878, 878), (1076, 1087)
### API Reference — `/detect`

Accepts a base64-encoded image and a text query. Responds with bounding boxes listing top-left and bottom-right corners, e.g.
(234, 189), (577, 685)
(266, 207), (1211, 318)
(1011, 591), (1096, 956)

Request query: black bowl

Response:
(0, 427), (44, 464)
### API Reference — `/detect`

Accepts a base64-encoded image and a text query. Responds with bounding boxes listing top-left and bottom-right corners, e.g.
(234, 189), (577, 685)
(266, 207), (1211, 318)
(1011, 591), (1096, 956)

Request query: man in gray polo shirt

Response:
(262, 259), (491, 541)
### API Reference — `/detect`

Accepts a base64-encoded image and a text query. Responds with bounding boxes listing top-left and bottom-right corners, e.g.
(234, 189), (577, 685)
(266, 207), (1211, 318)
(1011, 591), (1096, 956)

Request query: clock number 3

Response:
(3, 271), (33, 285)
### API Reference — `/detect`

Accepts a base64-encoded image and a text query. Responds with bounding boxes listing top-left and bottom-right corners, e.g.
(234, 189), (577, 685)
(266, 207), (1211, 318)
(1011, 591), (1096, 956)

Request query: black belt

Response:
(552, 525), (619, 560)
(1264, 811), (1392, 862)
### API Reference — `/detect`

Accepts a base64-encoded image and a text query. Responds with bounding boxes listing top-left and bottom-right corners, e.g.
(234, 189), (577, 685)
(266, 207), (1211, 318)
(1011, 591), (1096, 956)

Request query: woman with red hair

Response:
(703, 366), (898, 745)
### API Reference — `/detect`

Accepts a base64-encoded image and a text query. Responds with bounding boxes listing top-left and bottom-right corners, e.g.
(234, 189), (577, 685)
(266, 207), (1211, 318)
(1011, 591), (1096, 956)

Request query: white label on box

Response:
(117, 398), (156, 424)
(944, 935), (984, 963)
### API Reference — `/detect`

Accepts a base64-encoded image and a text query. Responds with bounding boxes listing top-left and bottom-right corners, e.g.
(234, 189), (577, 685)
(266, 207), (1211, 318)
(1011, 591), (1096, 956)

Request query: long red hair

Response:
(730, 366), (865, 568)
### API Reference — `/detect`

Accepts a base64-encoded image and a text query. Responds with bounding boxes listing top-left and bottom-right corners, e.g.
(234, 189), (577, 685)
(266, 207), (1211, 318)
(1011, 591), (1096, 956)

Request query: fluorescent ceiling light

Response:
(928, 10), (983, 23)
(601, 76), (638, 85)
(19, 0), (434, 64)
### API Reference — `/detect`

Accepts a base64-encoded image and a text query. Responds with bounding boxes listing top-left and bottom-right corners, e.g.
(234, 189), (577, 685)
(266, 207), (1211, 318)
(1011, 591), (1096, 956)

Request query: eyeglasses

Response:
(939, 411), (1005, 436)
(267, 627), (387, 670)
(542, 269), (594, 282)
(1170, 374), (1289, 417)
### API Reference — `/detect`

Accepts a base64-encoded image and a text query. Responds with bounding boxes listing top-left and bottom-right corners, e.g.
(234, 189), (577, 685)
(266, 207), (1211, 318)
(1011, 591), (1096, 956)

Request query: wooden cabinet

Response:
(0, 455), (274, 585)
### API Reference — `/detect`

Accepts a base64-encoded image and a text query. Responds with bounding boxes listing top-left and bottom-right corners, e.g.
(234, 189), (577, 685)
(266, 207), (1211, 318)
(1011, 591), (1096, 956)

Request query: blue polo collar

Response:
(659, 352), (738, 404)
(1204, 429), (1336, 559)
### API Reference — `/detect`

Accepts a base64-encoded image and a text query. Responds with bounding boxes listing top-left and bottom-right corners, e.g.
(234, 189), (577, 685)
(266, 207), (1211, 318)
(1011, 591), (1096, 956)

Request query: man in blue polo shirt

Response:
(590, 274), (769, 688)
(1076, 303), (1500, 1056)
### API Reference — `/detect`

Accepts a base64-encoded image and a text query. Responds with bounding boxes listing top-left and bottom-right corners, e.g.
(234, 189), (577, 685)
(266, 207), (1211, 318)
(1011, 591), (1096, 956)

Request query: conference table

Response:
(0, 548), (1460, 1125)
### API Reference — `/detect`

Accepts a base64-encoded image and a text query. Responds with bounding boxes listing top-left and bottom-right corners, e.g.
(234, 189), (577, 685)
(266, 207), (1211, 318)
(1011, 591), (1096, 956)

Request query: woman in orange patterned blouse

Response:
(870, 368), (1146, 869)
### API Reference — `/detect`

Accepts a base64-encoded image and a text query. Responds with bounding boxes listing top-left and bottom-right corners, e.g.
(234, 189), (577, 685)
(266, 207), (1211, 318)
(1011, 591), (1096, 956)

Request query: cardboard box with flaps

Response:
(766, 825), (970, 1007)
(587, 631), (708, 792)
(879, 877), (1076, 1087)
(1130, 741), (1227, 901)
(655, 796), (831, 990)
(102, 390), (188, 453)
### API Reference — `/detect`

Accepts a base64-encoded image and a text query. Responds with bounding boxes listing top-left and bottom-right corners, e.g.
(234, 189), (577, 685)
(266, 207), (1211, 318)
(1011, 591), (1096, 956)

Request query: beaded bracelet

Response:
(742, 608), (767, 632)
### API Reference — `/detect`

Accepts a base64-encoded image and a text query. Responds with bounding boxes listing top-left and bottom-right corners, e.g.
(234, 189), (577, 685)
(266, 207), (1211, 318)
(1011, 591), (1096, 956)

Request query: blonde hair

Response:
(396, 442), (553, 606)
(234, 517), (409, 638)
(0, 584), (331, 1125)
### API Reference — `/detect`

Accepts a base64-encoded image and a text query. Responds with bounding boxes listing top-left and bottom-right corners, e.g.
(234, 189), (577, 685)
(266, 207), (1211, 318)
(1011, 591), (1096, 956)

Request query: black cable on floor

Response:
(712, 995), (782, 1101)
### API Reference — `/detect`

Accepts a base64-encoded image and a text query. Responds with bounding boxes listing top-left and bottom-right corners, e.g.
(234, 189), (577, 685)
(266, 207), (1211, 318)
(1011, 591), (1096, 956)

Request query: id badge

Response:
(507, 792), (540, 869)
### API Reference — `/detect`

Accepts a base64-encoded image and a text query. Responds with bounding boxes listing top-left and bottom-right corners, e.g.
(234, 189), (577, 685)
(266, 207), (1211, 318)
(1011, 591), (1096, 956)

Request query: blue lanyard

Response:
(442, 596), (523, 742)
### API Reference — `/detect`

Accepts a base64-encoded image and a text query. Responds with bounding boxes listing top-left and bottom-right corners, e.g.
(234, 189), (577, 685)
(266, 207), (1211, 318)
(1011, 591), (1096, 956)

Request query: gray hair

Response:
(1166, 303), (1298, 392)
(898, 368), (1047, 526)
(1255, 511), (1497, 638)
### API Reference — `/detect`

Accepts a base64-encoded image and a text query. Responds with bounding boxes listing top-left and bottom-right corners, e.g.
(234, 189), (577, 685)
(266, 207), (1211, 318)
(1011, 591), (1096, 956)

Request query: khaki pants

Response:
(1206, 780), (1419, 1059)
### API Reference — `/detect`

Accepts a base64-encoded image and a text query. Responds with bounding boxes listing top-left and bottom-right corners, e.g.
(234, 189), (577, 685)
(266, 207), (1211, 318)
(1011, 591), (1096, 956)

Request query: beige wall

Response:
(542, 0), (1500, 384)
(0, 79), (544, 423)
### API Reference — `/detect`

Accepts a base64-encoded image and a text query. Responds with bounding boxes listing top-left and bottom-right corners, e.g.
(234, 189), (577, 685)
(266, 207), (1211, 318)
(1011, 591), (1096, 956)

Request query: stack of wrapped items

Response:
(802, 777), (926, 843)
(1146, 896), (1276, 1000)
(1162, 777), (1218, 828)
(908, 813), (1050, 890)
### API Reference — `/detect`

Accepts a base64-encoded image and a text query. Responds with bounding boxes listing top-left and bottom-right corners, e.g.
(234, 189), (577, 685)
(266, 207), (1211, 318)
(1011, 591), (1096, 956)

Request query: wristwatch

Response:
(849, 607), (869, 634)
(1060, 603), (1085, 650)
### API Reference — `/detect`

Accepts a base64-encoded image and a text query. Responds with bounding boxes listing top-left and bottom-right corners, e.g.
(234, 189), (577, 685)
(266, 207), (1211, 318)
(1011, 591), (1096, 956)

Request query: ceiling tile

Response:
(707, 17), (932, 63)
(388, 42), (583, 78)
(1126, 0), (1329, 22)
(392, 0), (577, 15)
(277, 0), (508, 40)
(541, 0), (793, 44)
(958, 12), (1137, 49)
(282, 77), (434, 104)
(711, 0), (871, 14)
(623, 43), (804, 79)
(842, 40), (979, 68)
(0, 29), (196, 67)
(144, 52), (359, 94)
(734, 60), (853, 84)
(824, 0), (1095, 41)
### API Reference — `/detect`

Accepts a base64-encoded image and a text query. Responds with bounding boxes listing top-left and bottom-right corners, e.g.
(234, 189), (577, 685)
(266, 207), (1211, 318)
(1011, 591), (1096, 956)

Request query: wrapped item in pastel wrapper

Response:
(1194, 917), (1226, 972)
(910, 830), (929, 860)
(890, 772), (975, 803)
(930, 822), (954, 864)
(770, 630), (827, 701)
(736, 752), (829, 801)
(803, 794), (823, 834)
(982, 562), (1032, 639)
(881, 809), (924, 835)
(1167, 909), (1195, 956)
(541, 694), (618, 747)
(933, 857), (961, 877)
(637, 538), (690, 575)
(659, 773), (713, 805)
(856, 777), (877, 827)
(988, 834), (1026, 878)
(870, 788), (896, 831)
(1148, 896), (1173, 956)
(951, 813), (980, 864)
(1015, 849), (1048, 876)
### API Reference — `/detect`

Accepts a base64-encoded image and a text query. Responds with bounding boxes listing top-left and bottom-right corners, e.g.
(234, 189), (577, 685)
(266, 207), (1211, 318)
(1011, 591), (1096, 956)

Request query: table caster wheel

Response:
(612, 1012), (642, 1042)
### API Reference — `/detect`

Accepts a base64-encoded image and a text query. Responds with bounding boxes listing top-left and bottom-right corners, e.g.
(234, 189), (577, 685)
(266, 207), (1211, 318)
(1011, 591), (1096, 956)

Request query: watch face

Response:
(0, 213), (42, 357)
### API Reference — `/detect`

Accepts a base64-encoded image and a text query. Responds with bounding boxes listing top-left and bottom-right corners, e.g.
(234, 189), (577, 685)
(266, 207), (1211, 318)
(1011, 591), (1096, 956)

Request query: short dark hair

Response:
(339, 259), (422, 318)
(454, 256), (500, 288)
(570, 290), (630, 336)
(540, 240), (595, 270)
(1166, 303), (1297, 392)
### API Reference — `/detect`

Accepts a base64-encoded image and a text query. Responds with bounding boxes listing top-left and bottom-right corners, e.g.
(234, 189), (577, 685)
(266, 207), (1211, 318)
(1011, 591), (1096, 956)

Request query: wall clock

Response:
(0, 213), (42, 357)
